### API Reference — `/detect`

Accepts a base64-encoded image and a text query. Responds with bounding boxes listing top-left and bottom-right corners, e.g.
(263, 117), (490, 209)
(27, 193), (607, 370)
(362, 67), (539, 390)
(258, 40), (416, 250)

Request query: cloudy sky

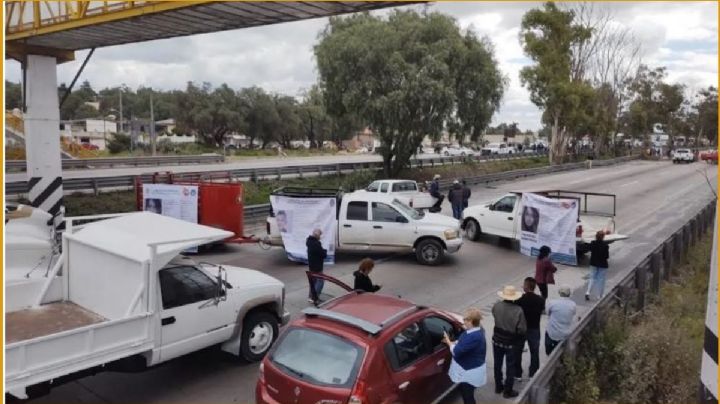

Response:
(5, 1), (718, 130)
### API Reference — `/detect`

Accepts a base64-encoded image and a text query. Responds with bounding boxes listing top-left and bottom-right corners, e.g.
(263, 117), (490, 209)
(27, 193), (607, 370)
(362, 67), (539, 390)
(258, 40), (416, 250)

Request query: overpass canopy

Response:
(5, 1), (416, 62)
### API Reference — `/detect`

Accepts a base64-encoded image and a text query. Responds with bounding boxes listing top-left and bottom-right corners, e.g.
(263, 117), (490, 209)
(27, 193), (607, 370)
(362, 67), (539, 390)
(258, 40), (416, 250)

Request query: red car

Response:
(256, 274), (463, 404)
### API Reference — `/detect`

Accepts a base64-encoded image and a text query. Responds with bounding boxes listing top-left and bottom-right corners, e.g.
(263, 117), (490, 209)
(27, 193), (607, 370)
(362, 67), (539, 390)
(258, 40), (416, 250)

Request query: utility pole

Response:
(150, 89), (156, 156)
(118, 86), (123, 133)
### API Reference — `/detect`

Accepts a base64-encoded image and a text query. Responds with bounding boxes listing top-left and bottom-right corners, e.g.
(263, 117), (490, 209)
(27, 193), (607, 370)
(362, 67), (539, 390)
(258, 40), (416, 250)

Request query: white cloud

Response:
(5, 1), (717, 131)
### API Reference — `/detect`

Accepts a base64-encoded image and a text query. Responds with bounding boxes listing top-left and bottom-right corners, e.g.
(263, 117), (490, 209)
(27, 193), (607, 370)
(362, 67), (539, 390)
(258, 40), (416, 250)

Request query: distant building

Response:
(59, 119), (117, 150)
(342, 127), (380, 151)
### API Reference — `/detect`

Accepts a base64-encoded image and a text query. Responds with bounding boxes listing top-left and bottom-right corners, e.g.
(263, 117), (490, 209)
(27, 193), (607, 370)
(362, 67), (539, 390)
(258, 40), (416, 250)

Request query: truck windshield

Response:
(392, 199), (423, 220)
(270, 328), (364, 388)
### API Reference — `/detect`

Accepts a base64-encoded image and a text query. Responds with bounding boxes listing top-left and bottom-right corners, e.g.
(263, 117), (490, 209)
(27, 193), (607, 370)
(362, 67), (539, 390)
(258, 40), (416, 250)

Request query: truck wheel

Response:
(240, 311), (279, 362)
(416, 239), (444, 266)
(465, 219), (481, 241)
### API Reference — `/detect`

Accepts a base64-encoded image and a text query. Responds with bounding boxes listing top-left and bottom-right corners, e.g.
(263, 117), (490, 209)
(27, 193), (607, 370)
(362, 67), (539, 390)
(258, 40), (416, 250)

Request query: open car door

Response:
(306, 271), (353, 305)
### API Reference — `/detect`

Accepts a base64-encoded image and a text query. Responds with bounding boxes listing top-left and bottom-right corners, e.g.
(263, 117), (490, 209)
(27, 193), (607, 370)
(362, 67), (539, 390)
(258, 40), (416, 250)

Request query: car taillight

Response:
(348, 380), (367, 404)
(576, 225), (583, 237)
(258, 362), (265, 383)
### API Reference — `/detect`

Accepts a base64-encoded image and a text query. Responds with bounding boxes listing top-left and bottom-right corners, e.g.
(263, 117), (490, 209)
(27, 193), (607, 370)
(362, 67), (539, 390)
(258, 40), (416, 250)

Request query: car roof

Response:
(346, 190), (402, 203)
(301, 293), (422, 337)
(371, 179), (416, 184)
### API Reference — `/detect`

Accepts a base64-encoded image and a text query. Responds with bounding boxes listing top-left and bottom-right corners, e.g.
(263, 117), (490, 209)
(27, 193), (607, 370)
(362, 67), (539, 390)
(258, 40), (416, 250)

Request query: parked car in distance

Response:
(80, 143), (99, 150)
(480, 142), (514, 155)
(441, 146), (475, 157)
(256, 283), (463, 404)
(699, 150), (717, 164)
(364, 179), (437, 210)
(672, 148), (695, 163)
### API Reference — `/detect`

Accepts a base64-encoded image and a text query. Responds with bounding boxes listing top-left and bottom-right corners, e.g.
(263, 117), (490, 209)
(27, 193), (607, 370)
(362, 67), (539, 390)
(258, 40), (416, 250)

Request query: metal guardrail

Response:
(517, 198), (717, 404)
(239, 155), (638, 228)
(5, 154), (225, 172)
(7, 151), (632, 196)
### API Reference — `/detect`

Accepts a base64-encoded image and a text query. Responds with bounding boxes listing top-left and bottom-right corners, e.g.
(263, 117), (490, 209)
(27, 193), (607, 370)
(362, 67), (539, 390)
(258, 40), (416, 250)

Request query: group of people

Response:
(440, 234), (610, 404)
(306, 229), (381, 304)
(428, 174), (472, 219)
(303, 215), (612, 403)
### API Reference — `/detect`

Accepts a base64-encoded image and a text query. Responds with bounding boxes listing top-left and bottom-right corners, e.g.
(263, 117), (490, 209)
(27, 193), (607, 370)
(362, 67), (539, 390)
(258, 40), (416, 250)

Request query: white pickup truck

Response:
(461, 190), (627, 258)
(364, 179), (437, 210)
(6, 212), (289, 399)
(266, 188), (462, 265)
(481, 143), (514, 155)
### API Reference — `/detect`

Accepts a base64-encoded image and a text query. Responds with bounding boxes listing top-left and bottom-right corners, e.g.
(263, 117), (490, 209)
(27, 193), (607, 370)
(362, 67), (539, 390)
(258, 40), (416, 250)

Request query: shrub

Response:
(107, 133), (131, 154)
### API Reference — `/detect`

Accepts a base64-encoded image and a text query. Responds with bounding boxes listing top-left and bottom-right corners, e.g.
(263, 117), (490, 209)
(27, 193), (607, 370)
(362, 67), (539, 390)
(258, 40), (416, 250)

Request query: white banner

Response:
(142, 184), (199, 223)
(269, 195), (337, 264)
(519, 193), (579, 265)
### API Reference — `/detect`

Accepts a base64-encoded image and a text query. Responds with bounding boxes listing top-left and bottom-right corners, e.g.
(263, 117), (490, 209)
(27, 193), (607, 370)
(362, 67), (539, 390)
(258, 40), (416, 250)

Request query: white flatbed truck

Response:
(5, 212), (289, 399)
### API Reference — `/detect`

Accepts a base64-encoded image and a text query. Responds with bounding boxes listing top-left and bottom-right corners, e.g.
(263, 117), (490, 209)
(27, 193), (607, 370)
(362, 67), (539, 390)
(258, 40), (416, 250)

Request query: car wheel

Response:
(240, 311), (279, 362)
(465, 219), (481, 241)
(415, 238), (444, 266)
(444, 151), (450, 156)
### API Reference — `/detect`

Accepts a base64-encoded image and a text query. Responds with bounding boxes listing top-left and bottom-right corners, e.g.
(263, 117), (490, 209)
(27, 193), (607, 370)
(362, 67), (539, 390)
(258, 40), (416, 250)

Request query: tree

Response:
(240, 87), (280, 149)
(175, 82), (245, 146)
(622, 65), (685, 140)
(5, 81), (22, 110)
(519, 2), (592, 163)
(273, 95), (302, 148)
(299, 85), (334, 148)
(315, 10), (504, 176)
(693, 86), (718, 144)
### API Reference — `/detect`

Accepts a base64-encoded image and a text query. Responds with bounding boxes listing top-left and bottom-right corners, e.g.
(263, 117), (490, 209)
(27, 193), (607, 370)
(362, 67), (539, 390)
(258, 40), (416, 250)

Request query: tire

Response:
(240, 311), (279, 362)
(415, 238), (445, 266)
(444, 151), (450, 156)
(464, 219), (481, 241)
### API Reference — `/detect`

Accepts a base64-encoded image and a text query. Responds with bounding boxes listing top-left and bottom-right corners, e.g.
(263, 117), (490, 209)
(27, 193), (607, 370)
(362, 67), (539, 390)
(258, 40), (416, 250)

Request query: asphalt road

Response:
(23, 160), (717, 404)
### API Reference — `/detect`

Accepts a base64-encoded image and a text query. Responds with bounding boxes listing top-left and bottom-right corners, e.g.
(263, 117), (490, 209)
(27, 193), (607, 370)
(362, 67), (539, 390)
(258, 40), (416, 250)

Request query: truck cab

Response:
(363, 179), (436, 210)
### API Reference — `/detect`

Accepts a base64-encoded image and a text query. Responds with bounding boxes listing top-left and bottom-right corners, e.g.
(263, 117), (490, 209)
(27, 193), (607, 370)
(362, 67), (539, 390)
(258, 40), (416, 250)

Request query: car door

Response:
(339, 201), (373, 249)
(158, 265), (235, 362)
(370, 201), (414, 250)
(420, 316), (458, 400)
(484, 195), (517, 238)
(383, 321), (437, 403)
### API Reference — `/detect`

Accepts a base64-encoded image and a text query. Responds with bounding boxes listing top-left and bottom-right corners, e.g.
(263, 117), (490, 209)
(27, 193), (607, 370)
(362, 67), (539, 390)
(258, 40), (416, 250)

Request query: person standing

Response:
(429, 174), (443, 212)
(586, 231), (610, 300)
(462, 180), (471, 212)
(492, 285), (526, 398)
(443, 308), (487, 404)
(306, 228), (327, 304)
(534, 245), (557, 299)
(515, 277), (545, 379)
(353, 258), (381, 293)
(448, 180), (465, 220)
(545, 286), (577, 354)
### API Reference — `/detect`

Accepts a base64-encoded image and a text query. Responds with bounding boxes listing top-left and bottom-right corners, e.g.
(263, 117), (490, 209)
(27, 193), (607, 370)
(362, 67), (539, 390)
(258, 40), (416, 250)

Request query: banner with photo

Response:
(269, 195), (337, 264)
(519, 193), (579, 265)
(142, 183), (199, 223)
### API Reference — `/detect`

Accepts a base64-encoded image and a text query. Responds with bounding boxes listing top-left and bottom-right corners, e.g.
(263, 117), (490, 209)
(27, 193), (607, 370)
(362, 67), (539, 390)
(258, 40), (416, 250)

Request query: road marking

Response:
(619, 180), (639, 187)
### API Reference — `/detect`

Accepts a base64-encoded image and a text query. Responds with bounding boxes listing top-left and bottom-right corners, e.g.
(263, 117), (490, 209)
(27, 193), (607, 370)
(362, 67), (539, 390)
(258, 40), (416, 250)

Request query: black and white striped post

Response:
(700, 213), (718, 403)
(24, 55), (64, 219)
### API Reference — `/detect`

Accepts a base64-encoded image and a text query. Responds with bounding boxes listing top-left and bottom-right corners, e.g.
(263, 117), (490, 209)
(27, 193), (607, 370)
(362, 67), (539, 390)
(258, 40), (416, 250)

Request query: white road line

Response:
(619, 180), (639, 187)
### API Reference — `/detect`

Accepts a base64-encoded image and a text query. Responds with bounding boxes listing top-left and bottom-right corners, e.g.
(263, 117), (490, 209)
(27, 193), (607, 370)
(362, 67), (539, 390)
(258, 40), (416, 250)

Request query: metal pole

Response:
(119, 86), (124, 133)
(150, 90), (156, 156)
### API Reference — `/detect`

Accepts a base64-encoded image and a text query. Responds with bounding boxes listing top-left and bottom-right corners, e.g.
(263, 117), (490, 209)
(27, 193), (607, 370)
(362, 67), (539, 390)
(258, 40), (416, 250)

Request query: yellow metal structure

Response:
(5, 1), (412, 62)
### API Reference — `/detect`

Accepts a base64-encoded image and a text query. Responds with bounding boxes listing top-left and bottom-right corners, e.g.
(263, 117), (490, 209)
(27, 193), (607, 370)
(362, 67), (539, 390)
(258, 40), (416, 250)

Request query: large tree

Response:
(519, 2), (592, 163)
(299, 85), (334, 148)
(315, 10), (505, 176)
(240, 86), (281, 149)
(693, 86), (718, 144)
(175, 82), (246, 146)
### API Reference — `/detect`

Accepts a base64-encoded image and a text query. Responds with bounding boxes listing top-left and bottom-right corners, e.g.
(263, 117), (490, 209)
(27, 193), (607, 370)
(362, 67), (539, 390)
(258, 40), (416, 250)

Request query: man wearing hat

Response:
(429, 174), (443, 212)
(491, 285), (527, 398)
(448, 179), (465, 219)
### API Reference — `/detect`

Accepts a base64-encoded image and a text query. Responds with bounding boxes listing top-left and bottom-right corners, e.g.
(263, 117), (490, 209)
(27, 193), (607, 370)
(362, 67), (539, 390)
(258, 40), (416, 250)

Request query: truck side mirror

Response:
(488, 204), (495, 211)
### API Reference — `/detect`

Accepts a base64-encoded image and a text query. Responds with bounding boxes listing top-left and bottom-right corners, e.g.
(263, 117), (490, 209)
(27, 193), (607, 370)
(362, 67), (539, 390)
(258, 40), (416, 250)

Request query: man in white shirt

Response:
(545, 285), (577, 355)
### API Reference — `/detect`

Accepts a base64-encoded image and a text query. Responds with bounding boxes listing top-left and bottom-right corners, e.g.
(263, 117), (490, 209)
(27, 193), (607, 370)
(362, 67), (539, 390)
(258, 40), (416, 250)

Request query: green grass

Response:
(552, 234), (713, 404)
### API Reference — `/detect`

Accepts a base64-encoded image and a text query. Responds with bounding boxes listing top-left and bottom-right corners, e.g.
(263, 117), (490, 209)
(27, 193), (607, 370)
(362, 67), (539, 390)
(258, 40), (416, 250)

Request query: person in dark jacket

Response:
(586, 231), (609, 301)
(534, 245), (557, 299)
(514, 277), (545, 379)
(492, 285), (526, 398)
(462, 180), (471, 210)
(448, 180), (465, 220)
(306, 228), (327, 303)
(429, 174), (444, 212)
(443, 308), (487, 404)
(353, 258), (381, 293)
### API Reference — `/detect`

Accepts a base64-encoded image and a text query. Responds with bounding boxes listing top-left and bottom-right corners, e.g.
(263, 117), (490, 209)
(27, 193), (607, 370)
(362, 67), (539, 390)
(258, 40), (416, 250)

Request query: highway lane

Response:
(26, 160), (716, 404)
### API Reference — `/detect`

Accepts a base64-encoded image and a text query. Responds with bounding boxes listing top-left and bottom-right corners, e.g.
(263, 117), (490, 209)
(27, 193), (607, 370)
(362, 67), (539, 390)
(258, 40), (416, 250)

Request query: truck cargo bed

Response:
(7, 302), (106, 343)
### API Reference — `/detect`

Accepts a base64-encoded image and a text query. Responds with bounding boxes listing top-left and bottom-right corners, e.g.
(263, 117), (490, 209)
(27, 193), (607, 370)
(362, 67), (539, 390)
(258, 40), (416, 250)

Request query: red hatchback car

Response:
(256, 288), (464, 404)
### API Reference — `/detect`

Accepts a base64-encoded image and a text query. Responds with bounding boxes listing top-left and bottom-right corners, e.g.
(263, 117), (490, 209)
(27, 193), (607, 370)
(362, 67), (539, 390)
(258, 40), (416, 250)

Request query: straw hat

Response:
(497, 285), (523, 301)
